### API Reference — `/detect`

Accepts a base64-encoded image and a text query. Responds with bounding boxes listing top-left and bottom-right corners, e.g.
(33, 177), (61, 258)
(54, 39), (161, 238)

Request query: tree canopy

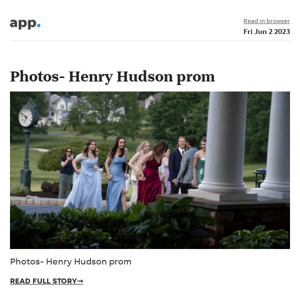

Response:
(150, 92), (209, 148)
(150, 92), (272, 156)
(67, 92), (146, 140)
(245, 92), (272, 157)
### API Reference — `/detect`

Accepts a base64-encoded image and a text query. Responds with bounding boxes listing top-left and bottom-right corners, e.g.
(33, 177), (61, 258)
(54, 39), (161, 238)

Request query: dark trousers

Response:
(170, 181), (181, 194)
(180, 183), (191, 194)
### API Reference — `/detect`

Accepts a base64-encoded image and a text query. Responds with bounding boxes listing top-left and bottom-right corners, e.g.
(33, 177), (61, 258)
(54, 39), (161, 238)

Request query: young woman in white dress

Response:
(128, 141), (150, 205)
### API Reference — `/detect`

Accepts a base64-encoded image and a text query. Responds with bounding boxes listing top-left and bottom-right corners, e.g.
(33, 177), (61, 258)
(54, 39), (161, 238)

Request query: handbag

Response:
(131, 172), (137, 181)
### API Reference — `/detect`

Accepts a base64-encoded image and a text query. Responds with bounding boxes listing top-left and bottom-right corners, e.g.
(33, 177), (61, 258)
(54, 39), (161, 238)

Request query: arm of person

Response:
(176, 152), (189, 183)
(72, 158), (81, 174)
(124, 148), (129, 180)
(159, 164), (165, 182)
(105, 154), (112, 179)
(168, 152), (175, 180)
(128, 152), (140, 172)
(192, 152), (200, 187)
(138, 151), (154, 181)
(61, 156), (73, 168)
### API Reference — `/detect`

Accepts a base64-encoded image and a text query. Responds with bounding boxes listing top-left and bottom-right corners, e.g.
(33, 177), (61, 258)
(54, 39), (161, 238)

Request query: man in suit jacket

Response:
(168, 136), (186, 194)
(173, 137), (199, 194)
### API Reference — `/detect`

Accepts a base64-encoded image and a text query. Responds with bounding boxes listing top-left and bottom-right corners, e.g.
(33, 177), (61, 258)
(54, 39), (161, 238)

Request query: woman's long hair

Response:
(136, 141), (149, 152)
(175, 136), (186, 150)
(63, 147), (72, 158)
(109, 136), (126, 158)
(83, 139), (96, 158)
(152, 140), (168, 156)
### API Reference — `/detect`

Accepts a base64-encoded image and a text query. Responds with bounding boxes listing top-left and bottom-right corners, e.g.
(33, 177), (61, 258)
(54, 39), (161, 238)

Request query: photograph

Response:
(10, 91), (290, 250)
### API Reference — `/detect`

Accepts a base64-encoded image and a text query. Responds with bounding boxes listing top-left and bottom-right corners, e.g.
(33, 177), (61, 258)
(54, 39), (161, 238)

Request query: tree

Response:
(67, 92), (145, 140)
(150, 91), (271, 156)
(150, 92), (209, 148)
(10, 92), (48, 141)
(245, 92), (272, 157)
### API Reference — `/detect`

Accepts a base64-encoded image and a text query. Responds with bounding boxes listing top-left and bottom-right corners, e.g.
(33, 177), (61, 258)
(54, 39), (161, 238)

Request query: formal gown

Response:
(129, 152), (146, 206)
(64, 156), (102, 210)
(163, 163), (171, 194)
(73, 157), (98, 182)
(138, 157), (162, 204)
(197, 157), (205, 188)
(106, 156), (126, 212)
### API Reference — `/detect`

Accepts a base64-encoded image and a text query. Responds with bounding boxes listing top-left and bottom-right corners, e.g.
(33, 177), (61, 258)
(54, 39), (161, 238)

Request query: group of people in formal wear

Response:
(59, 135), (206, 212)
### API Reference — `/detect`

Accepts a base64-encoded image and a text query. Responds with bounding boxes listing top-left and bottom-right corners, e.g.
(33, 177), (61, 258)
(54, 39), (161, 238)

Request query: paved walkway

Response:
(11, 196), (131, 214)
(17, 205), (63, 214)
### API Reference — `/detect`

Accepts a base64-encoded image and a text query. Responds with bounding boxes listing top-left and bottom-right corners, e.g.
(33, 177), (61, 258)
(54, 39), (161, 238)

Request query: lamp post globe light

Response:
(19, 98), (39, 190)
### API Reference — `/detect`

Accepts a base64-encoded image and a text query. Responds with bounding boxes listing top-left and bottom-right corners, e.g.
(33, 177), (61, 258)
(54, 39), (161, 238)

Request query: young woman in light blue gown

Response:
(105, 136), (128, 212)
(63, 139), (103, 210)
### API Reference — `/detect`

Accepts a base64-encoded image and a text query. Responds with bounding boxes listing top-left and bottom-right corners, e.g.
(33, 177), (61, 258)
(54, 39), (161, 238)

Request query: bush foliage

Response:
(37, 140), (111, 171)
(125, 197), (217, 248)
(220, 225), (289, 249)
(11, 203), (288, 249)
(10, 206), (50, 249)
(10, 184), (29, 195)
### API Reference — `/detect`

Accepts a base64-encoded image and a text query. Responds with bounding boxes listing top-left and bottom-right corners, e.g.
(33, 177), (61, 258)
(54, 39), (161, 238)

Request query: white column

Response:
(251, 92), (290, 199)
(189, 92), (257, 201)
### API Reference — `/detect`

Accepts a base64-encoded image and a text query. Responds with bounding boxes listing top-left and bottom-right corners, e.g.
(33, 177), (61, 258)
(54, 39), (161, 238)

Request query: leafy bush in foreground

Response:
(220, 225), (289, 249)
(10, 206), (50, 249)
(46, 227), (116, 249)
(125, 197), (217, 249)
(11, 201), (218, 249)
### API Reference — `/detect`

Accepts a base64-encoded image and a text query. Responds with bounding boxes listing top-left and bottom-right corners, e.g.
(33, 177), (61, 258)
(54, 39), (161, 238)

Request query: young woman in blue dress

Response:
(105, 136), (129, 212)
(63, 139), (103, 210)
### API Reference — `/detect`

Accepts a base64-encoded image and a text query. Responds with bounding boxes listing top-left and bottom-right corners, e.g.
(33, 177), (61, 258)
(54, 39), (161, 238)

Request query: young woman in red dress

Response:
(137, 140), (168, 204)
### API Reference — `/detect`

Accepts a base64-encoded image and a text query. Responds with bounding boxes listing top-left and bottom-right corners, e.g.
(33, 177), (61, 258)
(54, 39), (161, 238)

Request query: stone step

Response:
(10, 196), (107, 207)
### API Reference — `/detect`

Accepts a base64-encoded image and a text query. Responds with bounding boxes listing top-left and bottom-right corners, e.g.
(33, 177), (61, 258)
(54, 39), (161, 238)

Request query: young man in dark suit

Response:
(168, 136), (186, 194)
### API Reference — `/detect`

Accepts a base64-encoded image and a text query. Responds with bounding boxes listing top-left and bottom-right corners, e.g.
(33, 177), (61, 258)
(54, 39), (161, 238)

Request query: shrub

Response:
(10, 184), (29, 195)
(125, 197), (217, 249)
(41, 181), (59, 194)
(37, 207), (130, 237)
(96, 141), (111, 166)
(41, 207), (136, 249)
(10, 206), (50, 249)
(46, 227), (116, 249)
(37, 140), (111, 171)
(220, 225), (289, 249)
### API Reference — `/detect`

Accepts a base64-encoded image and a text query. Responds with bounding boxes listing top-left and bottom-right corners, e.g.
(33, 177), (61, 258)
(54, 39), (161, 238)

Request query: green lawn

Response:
(10, 132), (266, 193)
(10, 132), (157, 192)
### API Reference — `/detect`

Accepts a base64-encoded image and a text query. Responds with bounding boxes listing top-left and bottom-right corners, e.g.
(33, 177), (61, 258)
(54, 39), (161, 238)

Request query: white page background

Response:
(2, 1), (299, 299)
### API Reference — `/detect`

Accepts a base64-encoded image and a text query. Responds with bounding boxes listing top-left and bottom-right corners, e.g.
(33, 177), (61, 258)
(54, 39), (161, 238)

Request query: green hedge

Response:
(37, 140), (111, 171)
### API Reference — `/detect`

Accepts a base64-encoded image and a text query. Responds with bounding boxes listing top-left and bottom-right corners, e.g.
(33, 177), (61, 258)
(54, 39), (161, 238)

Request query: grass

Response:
(10, 131), (266, 193)
(10, 131), (157, 192)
